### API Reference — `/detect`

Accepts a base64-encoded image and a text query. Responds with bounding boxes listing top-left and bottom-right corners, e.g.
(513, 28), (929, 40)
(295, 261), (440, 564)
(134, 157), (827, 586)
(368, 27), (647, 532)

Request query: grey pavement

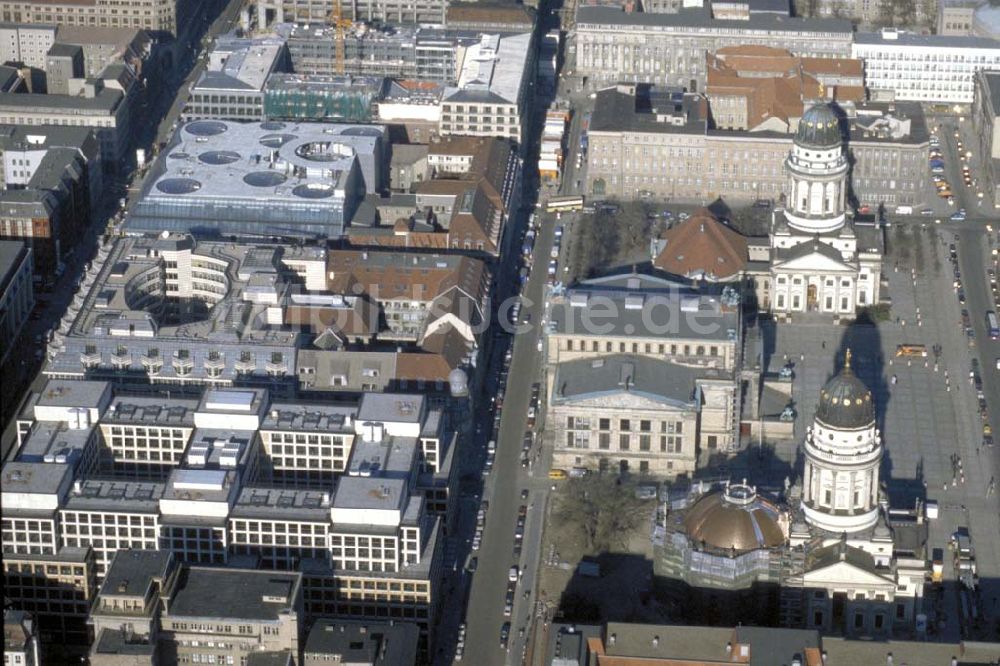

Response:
(747, 224), (1000, 642)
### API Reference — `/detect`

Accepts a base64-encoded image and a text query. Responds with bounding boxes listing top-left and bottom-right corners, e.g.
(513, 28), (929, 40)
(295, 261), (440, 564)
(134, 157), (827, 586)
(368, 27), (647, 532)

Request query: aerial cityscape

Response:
(1, 0), (1000, 662)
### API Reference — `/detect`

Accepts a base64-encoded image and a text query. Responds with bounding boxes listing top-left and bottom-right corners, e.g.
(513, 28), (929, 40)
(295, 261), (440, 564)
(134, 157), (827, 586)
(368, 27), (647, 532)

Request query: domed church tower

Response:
(783, 103), (849, 235)
(801, 350), (882, 534)
(766, 102), (883, 316)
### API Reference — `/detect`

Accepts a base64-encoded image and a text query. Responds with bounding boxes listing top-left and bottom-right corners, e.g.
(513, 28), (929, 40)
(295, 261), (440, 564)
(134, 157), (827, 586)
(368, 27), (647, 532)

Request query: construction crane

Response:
(330, 0), (352, 75)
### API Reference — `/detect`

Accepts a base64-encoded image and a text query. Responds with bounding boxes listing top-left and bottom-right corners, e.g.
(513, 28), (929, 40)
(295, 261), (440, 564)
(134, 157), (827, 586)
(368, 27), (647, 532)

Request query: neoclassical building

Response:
(766, 103), (883, 316)
(655, 352), (927, 637)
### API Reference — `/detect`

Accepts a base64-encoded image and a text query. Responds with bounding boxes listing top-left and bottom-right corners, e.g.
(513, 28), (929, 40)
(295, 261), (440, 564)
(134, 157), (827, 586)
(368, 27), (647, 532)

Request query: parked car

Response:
(500, 622), (511, 648)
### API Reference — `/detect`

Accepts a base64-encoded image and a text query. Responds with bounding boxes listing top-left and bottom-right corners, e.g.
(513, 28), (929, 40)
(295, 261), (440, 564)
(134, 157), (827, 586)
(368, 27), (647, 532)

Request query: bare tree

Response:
(552, 476), (650, 553)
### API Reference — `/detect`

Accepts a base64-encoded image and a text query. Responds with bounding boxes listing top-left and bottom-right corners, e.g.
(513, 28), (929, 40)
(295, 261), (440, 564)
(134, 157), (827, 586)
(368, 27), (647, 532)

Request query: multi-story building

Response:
(325, 249), (488, 344)
(939, 0), (979, 36)
(3, 610), (41, 666)
(42, 233), (490, 391)
(88, 549), (303, 666)
(585, 85), (930, 209)
(1, 546), (97, 645)
(0, 0), (201, 39)
(44, 234), (307, 388)
(549, 621), (1000, 664)
(973, 69), (1000, 208)
(4, 378), (455, 653)
(351, 136), (519, 255)
(53, 25), (155, 79)
(545, 271), (742, 461)
(0, 23), (57, 71)
(548, 354), (722, 477)
(0, 124), (102, 278)
(574, 6), (853, 92)
(302, 618), (419, 665)
(182, 35), (289, 122)
(0, 79), (130, 171)
(0, 240), (32, 365)
(445, 2), (536, 31)
(257, 0), (447, 28)
(124, 120), (385, 239)
(277, 24), (465, 81)
(852, 29), (1000, 104)
(439, 32), (532, 143)
(706, 46), (864, 132)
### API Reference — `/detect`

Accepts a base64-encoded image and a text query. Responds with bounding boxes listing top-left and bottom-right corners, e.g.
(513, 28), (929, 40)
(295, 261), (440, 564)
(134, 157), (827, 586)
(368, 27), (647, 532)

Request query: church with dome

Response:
(655, 351), (928, 638)
(765, 103), (884, 317)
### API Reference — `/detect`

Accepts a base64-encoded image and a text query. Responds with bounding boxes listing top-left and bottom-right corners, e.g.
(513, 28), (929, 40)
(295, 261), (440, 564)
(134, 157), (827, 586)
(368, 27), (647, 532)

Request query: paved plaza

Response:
(729, 227), (1000, 641)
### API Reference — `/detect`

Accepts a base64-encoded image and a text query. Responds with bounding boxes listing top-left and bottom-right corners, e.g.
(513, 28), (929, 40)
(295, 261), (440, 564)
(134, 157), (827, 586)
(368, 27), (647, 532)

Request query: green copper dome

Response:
(796, 103), (842, 149)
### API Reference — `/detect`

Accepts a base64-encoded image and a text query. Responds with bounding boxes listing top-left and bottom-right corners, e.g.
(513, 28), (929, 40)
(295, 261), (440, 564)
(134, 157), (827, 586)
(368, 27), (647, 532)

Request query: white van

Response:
(895, 205), (913, 215)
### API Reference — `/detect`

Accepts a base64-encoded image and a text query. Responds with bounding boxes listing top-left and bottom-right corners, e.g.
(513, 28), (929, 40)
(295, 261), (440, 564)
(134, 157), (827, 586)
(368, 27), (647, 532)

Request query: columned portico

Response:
(768, 102), (883, 317)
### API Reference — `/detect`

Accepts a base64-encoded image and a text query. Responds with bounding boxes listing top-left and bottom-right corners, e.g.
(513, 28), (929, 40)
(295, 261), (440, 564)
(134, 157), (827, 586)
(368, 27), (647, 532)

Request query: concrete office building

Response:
(585, 85), (930, 209)
(43, 234), (316, 388)
(973, 69), (1000, 208)
(88, 549), (303, 665)
(44, 44), (84, 95)
(852, 29), (1000, 104)
(53, 25), (155, 79)
(0, 23), (57, 71)
(182, 35), (289, 122)
(4, 378), (454, 654)
(256, 0), (447, 28)
(0, 80), (131, 171)
(545, 272), (742, 459)
(939, 0), (979, 36)
(574, 6), (853, 92)
(302, 619), (419, 665)
(1, 546), (97, 645)
(0, 124), (102, 279)
(439, 32), (532, 143)
(125, 120), (385, 239)
(0, 241), (33, 366)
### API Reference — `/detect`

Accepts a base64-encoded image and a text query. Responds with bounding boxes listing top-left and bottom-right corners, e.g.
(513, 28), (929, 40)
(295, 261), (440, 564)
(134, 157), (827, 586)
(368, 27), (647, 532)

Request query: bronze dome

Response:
(815, 350), (874, 430)
(684, 484), (786, 553)
(795, 103), (842, 149)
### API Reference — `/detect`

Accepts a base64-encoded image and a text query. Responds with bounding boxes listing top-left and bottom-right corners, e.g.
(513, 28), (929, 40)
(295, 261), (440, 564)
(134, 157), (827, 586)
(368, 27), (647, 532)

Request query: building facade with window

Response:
(766, 103), (883, 317)
(182, 35), (289, 122)
(586, 85), (930, 209)
(3, 379), (454, 656)
(852, 30), (1000, 104)
(439, 32), (533, 143)
(575, 6), (853, 92)
(545, 271), (742, 458)
(0, 241), (33, 366)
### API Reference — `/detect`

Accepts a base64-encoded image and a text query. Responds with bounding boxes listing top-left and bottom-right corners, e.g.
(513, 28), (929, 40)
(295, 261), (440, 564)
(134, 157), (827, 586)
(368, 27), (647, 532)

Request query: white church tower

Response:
(801, 350), (882, 535)
(769, 103), (882, 316)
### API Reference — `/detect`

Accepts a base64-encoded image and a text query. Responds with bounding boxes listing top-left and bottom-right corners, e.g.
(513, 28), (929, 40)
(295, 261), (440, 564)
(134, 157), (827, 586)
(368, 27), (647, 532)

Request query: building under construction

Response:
(264, 74), (386, 122)
(275, 23), (486, 81)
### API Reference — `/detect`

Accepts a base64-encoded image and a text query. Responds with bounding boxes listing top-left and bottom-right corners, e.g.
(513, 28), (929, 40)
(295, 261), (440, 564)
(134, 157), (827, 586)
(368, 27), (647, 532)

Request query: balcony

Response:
(235, 358), (256, 373)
